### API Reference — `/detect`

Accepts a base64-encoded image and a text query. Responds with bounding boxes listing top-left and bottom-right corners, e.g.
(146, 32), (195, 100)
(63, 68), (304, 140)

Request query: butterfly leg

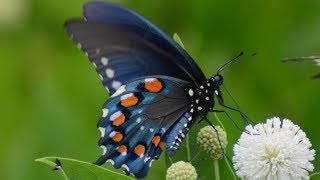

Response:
(210, 110), (245, 132)
(215, 89), (253, 124)
(203, 117), (233, 164)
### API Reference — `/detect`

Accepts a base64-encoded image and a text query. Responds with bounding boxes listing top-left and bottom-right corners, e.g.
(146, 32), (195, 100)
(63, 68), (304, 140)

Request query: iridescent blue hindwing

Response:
(95, 76), (195, 178)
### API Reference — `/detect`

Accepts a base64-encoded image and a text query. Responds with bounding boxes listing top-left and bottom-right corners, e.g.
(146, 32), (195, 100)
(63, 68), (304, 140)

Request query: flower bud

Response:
(197, 125), (227, 160)
(166, 161), (197, 180)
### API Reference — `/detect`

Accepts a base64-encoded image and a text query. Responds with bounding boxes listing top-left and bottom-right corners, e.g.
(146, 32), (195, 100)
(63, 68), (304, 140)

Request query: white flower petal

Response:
(233, 117), (315, 180)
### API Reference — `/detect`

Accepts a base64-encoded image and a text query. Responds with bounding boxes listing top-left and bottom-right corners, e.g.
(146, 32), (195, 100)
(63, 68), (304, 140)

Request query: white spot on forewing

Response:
(101, 57), (108, 65)
(106, 68), (114, 78)
(150, 128), (154, 132)
(206, 97), (209, 100)
(215, 90), (219, 95)
(98, 127), (105, 137)
(110, 111), (121, 121)
(112, 81), (122, 90)
(181, 133), (185, 138)
(140, 126), (145, 131)
(195, 99), (199, 103)
(207, 82), (210, 87)
(111, 85), (126, 97)
(102, 108), (109, 117)
(200, 85), (204, 89)
(100, 145), (107, 155)
(145, 78), (156, 82)
(188, 89), (194, 96)
(120, 93), (133, 101)
(198, 106), (203, 110)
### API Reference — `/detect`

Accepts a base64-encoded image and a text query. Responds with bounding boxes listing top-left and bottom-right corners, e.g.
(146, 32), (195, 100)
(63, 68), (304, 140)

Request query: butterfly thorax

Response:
(189, 76), (221, 118)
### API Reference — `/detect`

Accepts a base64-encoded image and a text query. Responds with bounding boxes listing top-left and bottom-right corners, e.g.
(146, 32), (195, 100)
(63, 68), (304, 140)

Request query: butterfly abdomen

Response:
(166, 112), (193, 156)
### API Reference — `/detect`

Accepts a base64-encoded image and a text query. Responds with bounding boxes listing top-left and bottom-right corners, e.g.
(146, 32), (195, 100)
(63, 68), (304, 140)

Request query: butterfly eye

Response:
(213, 75), (223, 85)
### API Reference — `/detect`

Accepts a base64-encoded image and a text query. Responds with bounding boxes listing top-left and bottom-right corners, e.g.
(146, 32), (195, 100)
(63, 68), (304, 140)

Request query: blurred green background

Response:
(1, 0), (320, 179)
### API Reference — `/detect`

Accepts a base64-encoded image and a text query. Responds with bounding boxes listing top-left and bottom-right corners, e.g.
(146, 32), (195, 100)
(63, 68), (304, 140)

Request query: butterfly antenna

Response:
(217, 52), (244, 74)
(218, 52), (257, 74)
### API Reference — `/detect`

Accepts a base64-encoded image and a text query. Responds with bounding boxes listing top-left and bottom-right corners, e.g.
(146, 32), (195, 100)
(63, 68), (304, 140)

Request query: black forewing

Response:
(65, 2), (206, 94)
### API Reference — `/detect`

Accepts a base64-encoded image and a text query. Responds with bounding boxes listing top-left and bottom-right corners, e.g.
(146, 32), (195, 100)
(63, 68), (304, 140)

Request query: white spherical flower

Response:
(233, 117), (315, 180)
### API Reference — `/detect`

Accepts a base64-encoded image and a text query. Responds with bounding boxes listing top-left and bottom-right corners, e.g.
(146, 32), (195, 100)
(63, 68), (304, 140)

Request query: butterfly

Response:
(282, 55), (320, 79)
(65, 2), (245, 178)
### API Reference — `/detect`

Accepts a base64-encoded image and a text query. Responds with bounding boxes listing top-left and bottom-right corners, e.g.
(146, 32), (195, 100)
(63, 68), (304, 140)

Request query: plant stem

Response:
(214, 113), (226, 130)
(214, 160), (220, 180)
(213, 113), (238, 180)
(186, 134), (191, 161)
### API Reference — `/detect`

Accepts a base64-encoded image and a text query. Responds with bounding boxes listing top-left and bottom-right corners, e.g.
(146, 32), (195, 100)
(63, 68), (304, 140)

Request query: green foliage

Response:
(35, 157), (134, 180)
(311, 172), (320, 180)
(173, 33), (185, 49)
(1, 0), (320, 179)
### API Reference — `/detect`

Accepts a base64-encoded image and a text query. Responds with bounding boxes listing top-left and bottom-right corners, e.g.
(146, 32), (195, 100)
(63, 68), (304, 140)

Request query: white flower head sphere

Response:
(233, 117), (315, 180)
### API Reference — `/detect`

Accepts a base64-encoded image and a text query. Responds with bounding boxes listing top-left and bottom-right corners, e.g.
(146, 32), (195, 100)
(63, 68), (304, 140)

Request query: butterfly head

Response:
(212, 74), (223, 86)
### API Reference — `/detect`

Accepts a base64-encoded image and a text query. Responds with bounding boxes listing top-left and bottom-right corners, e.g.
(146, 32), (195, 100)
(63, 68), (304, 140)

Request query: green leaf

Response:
(310, 172), (320, 180)
(35, 157), (134, 180)
(173, 33), (185, 49)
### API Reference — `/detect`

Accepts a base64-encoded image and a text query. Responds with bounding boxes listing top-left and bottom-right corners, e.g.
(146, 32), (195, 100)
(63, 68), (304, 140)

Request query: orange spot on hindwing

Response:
(134, 144), (145, 156)
(111, 111), (125, 126)
(144, 78), (163, 92)
(112, 132), (123, 142)
(120, 93), (138, 107)
(152, 135), (161, 147)
(117, 145), (127, 154)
